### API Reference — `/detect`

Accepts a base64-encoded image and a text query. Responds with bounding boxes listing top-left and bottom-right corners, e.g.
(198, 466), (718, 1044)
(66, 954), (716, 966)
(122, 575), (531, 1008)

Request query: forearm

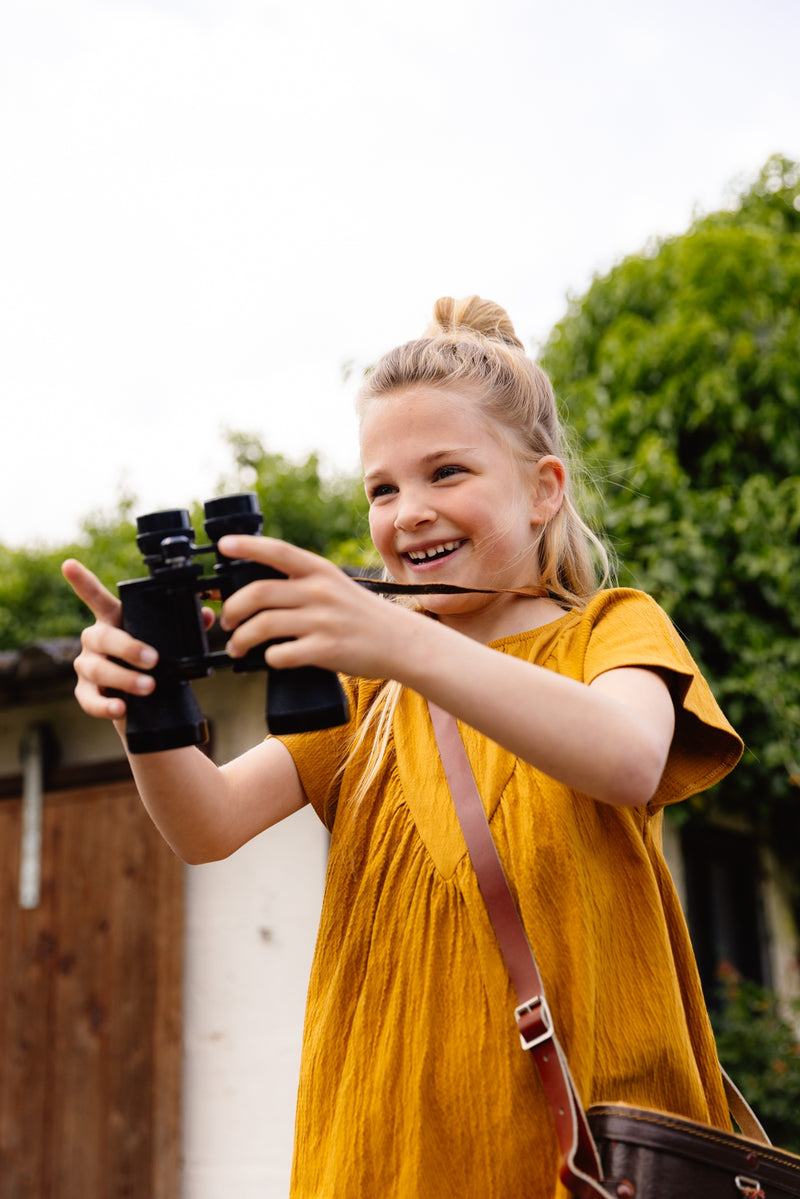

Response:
(116, 725), (239, 863)
(114, 714), (306, 863)
(389, 617), (673, 806)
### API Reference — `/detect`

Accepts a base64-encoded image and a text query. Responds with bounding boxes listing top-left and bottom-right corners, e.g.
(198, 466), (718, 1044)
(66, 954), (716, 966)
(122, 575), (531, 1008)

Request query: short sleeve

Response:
(579, 590), (743, 811)
(273, 674), (381, 829)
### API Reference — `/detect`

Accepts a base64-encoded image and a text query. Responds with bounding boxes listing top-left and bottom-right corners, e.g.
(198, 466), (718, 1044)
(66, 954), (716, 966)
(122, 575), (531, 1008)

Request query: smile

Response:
(405, 540), (466, 563)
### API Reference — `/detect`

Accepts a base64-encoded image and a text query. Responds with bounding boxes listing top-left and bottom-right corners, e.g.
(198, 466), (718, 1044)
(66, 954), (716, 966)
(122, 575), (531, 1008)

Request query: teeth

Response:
(407, 541), (461, 562)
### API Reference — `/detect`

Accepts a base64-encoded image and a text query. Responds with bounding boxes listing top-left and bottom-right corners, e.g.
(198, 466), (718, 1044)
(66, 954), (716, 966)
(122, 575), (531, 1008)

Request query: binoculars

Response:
(116, 492), (349, 754)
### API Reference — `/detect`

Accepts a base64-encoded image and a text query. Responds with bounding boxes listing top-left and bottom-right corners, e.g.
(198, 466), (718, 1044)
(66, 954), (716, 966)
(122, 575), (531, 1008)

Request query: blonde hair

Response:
(340, 296), (609, 815)
(358, 295), (607, 604)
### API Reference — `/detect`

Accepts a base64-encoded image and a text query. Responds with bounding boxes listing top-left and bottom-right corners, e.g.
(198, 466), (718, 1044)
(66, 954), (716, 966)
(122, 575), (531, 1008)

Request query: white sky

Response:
(2, 0), (799, 548)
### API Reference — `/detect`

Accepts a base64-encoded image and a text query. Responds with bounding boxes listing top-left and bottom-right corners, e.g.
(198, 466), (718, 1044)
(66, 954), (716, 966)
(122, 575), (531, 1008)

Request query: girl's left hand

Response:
(216, 535), (414, 680)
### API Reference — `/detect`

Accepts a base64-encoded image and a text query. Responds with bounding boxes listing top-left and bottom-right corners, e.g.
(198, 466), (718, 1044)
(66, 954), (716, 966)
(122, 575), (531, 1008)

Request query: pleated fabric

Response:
(279, 589), (743, 1198)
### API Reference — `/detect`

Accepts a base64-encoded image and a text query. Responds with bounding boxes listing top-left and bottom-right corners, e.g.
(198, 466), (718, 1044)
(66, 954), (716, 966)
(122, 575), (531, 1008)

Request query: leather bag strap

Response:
(721, 1069), (770, 1143)
(427, 702), (770, 1197)
(428, 702), (610, 1198)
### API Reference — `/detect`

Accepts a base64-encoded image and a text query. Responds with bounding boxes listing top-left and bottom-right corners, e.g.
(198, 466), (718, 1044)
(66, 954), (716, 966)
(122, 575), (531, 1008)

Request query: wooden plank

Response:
(108, 785), (157, 1196)
(49, 784), (109, 1197)
(0, 795), (56, 1199)
(0, 781), (183, 1198)
(151, 806), (184, 1199)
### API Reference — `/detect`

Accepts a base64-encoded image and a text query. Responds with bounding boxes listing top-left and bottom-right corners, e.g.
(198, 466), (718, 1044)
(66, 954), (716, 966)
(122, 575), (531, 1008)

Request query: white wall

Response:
(181, 807), (327, 1198)
(179, 672), (328, 1199)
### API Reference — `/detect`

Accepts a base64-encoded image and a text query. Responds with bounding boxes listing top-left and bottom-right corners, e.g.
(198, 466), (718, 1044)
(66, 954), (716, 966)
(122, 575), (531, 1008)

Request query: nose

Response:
(394, 488), (436, 532)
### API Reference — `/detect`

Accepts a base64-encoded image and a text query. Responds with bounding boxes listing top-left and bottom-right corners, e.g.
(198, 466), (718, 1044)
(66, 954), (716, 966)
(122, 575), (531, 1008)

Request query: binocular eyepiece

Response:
(116, 492), (349, 754)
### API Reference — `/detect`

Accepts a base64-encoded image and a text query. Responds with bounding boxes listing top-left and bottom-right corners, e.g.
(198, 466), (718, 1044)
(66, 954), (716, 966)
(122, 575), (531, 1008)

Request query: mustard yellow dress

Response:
(278, 589), (743, 1198)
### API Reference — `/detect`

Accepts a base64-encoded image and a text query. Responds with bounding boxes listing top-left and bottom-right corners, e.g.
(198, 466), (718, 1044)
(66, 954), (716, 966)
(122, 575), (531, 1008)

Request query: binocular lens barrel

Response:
(136, 509), (193, 563)
(204, 493), (263, 544)
(118, 492), (350, 753)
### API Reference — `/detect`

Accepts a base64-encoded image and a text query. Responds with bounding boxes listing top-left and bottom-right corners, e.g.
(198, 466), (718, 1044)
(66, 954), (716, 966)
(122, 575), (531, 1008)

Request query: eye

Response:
(433, 464), (466, 482)
(367, 482), (396, 502)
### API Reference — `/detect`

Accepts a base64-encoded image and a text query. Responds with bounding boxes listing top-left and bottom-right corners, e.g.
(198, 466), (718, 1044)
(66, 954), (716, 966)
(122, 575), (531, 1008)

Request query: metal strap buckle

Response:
(515, 994), (554, 1050)
(735, 1178), (765, 1198)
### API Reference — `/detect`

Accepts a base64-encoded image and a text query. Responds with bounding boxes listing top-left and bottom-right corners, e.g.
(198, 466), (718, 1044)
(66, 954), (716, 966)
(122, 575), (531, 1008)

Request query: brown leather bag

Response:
(428, 702), (800, 1199)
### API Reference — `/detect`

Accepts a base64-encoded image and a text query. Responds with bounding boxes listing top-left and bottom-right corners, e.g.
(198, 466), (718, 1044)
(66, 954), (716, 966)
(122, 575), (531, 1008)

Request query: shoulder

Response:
(576, 588), (685, 658)
(573, 590), (743, 807)
(579, 586), (671, 627)
(484, 589), (676, 676)
(503, 588), (683, 677)
(543, 589), (720, 706)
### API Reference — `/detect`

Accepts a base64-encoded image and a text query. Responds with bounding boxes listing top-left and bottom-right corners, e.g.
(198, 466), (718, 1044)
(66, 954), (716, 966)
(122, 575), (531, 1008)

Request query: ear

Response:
(529, 456), (566, 526)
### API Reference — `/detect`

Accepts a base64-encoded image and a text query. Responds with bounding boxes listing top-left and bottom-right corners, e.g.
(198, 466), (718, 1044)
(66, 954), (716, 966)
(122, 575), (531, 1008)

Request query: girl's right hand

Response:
(62, 558), (159, 722)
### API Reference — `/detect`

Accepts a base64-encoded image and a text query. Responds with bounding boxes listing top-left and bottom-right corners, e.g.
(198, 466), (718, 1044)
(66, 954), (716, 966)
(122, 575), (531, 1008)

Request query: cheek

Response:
(368, 508), (392, 553)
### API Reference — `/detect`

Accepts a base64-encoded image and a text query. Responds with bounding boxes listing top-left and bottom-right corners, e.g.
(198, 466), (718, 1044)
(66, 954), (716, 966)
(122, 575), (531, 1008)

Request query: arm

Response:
(398, 634), (675, 807)
(216, 537), (675, 808)
(61, 559), (307, 863)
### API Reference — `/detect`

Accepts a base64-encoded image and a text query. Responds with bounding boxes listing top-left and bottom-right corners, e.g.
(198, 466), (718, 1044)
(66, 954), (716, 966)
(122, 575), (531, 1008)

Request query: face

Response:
(360, 384), (563, 638)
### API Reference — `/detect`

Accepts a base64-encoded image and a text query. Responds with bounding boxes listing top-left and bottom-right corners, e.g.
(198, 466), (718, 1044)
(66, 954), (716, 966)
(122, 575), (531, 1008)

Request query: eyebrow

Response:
(363, 448), (476, 483)
(422, 448), (475, 462)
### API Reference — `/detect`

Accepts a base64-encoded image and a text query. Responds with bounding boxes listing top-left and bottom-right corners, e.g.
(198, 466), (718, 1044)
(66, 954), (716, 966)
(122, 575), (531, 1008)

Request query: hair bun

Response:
(425, 295), (524, 351)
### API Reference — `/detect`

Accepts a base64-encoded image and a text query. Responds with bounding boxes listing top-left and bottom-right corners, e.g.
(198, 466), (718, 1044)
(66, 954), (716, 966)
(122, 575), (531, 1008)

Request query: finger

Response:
(219, 574), (345, 639)
(62, 559), (122, 625)
(222, 591), (349, 663)
(76, 642), (157, 695)
(76, 685), (126, 719)
(216, 535), (329, 579)
(222, 608), (296, 658)
(74, 676), (128, 721)
(201, 606), (216, 632)
(81, 621), (159, 671)
(219, 577), (292, 632)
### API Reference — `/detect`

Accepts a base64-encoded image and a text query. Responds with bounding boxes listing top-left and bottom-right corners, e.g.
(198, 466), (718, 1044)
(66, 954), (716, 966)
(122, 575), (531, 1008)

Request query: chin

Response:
(421, 593), (486, 618)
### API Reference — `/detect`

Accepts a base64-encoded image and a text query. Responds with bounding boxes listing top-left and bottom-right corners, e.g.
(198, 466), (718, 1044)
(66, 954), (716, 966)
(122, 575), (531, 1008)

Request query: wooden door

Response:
(0, 779), (183, 1198)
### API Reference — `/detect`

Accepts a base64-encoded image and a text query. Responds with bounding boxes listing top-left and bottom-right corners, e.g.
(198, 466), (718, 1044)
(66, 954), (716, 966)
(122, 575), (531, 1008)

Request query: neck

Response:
(434, 592), (568, 643)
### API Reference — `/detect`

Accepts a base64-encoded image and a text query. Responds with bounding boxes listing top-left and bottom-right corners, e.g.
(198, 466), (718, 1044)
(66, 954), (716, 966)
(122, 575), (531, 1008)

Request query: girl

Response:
(63, 296), (742, 1198)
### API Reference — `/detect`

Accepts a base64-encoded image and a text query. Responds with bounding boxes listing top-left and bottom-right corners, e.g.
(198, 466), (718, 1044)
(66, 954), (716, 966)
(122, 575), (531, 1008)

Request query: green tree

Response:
(0, 499), (142, 648)
(218, 430), (372, 566)
(540, 156), (800, 899)
(0, 436), (371, 650)
(711, 969), (800, 1151)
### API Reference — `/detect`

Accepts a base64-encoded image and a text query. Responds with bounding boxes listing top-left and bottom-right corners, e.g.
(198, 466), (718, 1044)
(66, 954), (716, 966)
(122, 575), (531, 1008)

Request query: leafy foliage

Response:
(540, 156), (800, 895)
(0, 499), (142, 648)
(0, 437), (371, 650)
(712, 968), (800, 1151)
(218, 430), (373, 567)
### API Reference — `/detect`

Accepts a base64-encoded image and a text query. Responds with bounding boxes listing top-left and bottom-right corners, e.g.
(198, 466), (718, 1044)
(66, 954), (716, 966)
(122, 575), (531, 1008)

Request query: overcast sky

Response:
(2, 0), (799, 548)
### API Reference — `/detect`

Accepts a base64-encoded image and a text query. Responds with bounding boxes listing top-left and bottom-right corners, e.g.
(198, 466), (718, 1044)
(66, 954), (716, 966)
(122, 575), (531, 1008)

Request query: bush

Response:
(711, 966), (800, 1151)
